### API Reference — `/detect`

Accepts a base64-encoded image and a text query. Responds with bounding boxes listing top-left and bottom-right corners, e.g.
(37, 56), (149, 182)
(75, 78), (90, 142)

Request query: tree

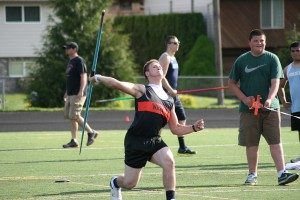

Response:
(27, 0), (137, 107)
(181, 35), (215, 76)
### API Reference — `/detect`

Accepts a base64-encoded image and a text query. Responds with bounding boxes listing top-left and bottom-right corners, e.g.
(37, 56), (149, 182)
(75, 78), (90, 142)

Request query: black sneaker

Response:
(278, 171), (299, 185)
(290, 156), (300, 163)
(63, 139), (79, 148)
(177, 147), (196, 156)
(87, 130), (98, 146)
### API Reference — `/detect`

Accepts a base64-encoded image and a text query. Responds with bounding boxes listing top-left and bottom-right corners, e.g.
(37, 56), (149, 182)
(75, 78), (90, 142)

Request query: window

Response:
(9, 61), (35, 77)
(119, 0), (132, 10)
(6, 6), (22, 22)
(24, 6), (40, 22)
(261, 0), (284, 29)
(5, 6), (40, 23)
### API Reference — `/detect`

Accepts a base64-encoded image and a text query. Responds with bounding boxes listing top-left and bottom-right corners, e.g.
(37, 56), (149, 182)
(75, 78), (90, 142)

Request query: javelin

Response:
(96, 86), (229, 103)
(80, 10), (105, 154)
(177, 86), (229, 94)
(264, 107), (300, 119)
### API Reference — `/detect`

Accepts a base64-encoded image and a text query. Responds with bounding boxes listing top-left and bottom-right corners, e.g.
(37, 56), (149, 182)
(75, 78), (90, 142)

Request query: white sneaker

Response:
(244, 173), (257, 185)
(110, 176), (122, 200)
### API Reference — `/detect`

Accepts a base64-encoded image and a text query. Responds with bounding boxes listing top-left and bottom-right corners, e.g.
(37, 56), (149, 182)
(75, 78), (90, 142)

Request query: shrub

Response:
(179, 95), (196, 108)
(181, 35), (215, 76)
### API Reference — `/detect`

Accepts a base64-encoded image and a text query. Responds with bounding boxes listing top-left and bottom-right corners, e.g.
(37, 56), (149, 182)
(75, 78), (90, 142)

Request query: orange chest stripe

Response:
(138, 101), (171, 121)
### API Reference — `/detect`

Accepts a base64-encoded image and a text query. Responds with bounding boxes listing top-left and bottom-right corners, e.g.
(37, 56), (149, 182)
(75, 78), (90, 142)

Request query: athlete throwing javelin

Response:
(89, 59), (204, 200)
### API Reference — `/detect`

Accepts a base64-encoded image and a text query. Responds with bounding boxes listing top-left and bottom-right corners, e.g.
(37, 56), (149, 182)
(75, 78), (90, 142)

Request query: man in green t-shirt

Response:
(228, 29), (299, 186)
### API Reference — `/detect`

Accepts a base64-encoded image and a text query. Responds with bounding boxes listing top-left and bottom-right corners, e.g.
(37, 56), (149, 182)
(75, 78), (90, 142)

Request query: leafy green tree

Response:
(27, 0), (137, 107)
(113, 13), (206, 74)
(181, 35), (215, 76)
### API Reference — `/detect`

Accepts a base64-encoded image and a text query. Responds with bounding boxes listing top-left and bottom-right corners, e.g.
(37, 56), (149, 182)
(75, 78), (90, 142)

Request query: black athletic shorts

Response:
(124, 134), (168, 168)
(174, 95), (186, 121)
(291, 112), (300, 131)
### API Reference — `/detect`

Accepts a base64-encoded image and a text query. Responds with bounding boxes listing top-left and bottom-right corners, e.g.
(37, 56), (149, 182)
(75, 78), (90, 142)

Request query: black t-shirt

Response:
(65, 56), (87, 96)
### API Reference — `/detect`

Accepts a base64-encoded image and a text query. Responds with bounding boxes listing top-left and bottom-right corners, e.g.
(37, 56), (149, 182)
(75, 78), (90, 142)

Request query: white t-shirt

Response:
(148, 84), (169, 100)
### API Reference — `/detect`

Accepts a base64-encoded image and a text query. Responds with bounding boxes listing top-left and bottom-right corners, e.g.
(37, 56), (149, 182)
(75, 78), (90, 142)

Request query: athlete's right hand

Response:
(242, 96), (254, 107)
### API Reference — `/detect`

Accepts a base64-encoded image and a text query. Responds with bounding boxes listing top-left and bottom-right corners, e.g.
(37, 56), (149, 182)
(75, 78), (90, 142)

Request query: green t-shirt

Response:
(229, 51), (284, 112)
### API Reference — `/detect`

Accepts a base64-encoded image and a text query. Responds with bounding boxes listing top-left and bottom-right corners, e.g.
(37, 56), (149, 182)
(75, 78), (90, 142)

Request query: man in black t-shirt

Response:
(63, 42), (98, 148)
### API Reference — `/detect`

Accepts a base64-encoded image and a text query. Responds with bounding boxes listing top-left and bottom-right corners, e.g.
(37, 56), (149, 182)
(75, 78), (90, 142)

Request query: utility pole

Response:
(294, 24), (298, 40)
(191, 0), (194, 13)
(213, 0), (224, 105)
(170, 0), (173, 13)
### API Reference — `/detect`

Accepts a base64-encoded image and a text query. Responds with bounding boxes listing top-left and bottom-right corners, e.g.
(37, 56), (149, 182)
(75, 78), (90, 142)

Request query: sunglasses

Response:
(168, 41), (180, 45)
(291, 49), (300, 53)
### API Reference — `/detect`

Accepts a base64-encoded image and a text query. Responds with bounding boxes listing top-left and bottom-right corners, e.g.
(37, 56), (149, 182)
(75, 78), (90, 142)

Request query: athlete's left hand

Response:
(194, 119), (204, 131)
(264, 98), (272, 108)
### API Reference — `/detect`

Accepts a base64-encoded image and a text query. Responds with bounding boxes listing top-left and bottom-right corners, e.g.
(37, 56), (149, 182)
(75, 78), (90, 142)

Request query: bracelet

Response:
(192, 124), (197, 132)
(95, 74), (101, 82)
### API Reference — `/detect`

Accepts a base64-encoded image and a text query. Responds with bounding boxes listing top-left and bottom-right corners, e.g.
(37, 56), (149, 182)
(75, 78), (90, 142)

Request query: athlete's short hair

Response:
(290, 41), (300, 50)
(143, 59), (159, 80)
(165, 35), (177, 45)
(248, 29), (265, 41)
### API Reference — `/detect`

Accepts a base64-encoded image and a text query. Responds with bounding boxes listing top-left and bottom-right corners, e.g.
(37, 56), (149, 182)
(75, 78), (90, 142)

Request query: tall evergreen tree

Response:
(28, 0), (137, 107)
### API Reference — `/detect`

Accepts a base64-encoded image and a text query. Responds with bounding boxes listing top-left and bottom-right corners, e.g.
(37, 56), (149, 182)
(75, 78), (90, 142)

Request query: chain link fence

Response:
(0, 79), (5, 111)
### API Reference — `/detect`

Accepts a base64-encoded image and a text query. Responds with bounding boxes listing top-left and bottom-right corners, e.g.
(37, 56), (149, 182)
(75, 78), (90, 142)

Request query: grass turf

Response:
(0, 128), (299, 200)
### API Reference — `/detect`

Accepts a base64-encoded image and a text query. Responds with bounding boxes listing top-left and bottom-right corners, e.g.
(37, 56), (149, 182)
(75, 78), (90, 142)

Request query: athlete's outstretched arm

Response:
(168, 106), (204, 135)
(89, 74), (145, 99)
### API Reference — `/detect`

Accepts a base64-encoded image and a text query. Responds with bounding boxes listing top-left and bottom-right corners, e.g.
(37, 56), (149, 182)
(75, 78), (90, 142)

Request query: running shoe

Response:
(87, 130), (98, 146)
(244, 173), (257, 185)
(110, 176), (122, 200)
(177, 147), (196, 156)
(278, 171), (299, 185)
(62, 139), (79, 148)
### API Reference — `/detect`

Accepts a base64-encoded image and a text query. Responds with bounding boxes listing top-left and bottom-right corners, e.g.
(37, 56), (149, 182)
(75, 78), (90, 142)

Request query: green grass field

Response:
(0, 128), (299, 200)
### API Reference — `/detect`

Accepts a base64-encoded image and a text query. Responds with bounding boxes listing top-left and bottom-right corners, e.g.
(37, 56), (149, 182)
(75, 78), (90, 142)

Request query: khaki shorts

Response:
(238, 111), (281, 147)
(64, 95), (86, 120)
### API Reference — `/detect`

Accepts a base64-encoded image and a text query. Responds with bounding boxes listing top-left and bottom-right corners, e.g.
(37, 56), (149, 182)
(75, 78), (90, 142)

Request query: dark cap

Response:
(63, 42), (79, 50)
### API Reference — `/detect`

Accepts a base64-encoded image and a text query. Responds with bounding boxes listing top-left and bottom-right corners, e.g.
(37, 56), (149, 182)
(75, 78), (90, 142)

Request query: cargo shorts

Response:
(64, 95), (86, 120)
(238, 110), (281, 147)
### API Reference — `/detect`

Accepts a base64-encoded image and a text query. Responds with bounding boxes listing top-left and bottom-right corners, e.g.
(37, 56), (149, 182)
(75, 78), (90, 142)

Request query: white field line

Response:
(47, 180), (300, 200)
(0, 169), (284, 181)
(1, 172), (300, 200)
(21, 180), (300, 200)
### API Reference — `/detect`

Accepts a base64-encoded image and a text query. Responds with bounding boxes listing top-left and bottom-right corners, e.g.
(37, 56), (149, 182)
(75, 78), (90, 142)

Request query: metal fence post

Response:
(0, 79), (5, 111)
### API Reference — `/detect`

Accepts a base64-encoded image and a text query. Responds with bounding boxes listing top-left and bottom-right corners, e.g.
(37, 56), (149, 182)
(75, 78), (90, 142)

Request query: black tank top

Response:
(127, 85), (174, 138)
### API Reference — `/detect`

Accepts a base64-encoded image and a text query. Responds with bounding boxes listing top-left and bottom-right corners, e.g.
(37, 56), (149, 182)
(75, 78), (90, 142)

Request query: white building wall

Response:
(144, 0), (212, 18)
(0, 2), (52, 58)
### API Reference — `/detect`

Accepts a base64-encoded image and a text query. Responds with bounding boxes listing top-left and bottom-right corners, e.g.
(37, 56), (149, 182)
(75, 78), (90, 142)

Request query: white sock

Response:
(278, 169), (286, 177)
(73, 138), (78, 143)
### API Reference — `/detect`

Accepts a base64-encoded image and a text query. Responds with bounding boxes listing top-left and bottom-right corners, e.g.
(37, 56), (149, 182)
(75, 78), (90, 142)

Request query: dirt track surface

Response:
(0, 109), (290, 132)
